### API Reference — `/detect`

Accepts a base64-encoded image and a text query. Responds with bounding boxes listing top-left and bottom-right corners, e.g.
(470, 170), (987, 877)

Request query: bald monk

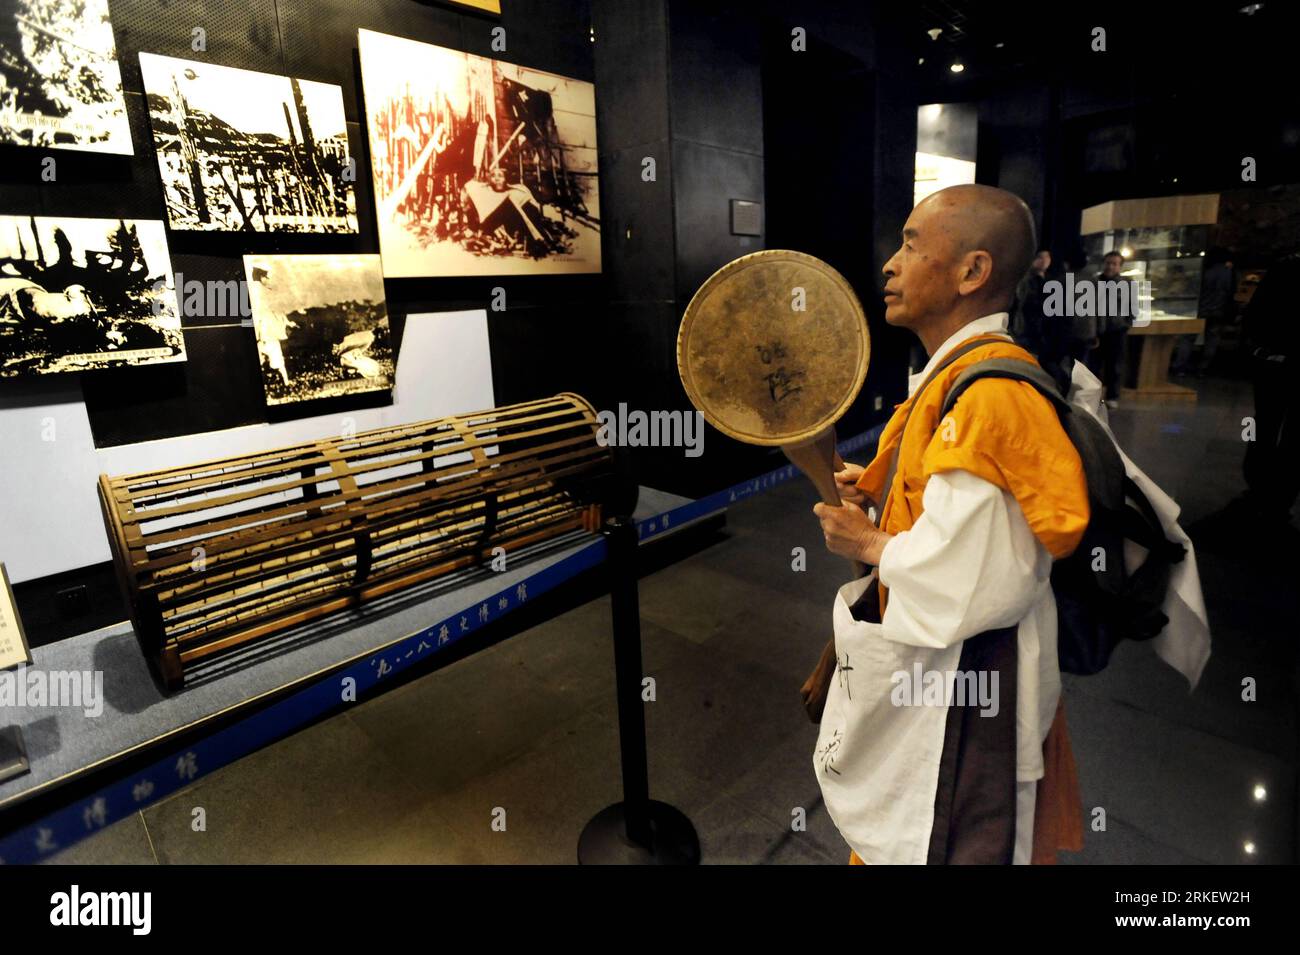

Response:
(812, 184), (1090, 864)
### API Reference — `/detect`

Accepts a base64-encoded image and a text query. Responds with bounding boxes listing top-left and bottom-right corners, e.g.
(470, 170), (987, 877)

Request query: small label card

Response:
(0, 563), (32, 672)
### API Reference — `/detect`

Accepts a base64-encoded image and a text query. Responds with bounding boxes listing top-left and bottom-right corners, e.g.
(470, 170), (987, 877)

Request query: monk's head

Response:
(881, 184), (1036, 336)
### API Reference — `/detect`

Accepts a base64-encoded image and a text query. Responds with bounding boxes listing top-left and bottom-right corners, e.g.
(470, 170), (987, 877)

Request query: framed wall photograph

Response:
(0, 0), (133, 153)
(139, 53), (358, 234)
(0, 214), (185, 376)
(358, 29), (600, 277)
(243, 253), (395, 406)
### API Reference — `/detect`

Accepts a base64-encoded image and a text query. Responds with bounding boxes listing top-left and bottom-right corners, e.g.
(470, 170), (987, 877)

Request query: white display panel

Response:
(0, 310), (494, 583)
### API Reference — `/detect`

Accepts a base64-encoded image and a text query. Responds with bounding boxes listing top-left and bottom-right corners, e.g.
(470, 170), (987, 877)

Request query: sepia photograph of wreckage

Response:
(243, 253), (394, 407)
(0, 214), (185, 376)
(0, 0), (132, 153)
(139, 53), (358, 234)
(358, 29), (600, 277)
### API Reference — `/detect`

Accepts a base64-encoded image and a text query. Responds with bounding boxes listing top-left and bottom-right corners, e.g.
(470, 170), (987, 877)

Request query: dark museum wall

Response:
(936, 2), (1300, 269)
(592, 0), (919, 496)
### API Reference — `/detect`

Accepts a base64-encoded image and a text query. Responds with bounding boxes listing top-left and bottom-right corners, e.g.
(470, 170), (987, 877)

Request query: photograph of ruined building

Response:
(139, 53), (357, 233)
(358, 29), (600, 277)
(0, 0), (132, 153)
(0, 214), (184, 376)
(243, 253), (394, 407)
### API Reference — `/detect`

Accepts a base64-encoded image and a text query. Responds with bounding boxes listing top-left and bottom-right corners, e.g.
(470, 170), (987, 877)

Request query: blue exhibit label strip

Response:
(0, 423), (883, 863)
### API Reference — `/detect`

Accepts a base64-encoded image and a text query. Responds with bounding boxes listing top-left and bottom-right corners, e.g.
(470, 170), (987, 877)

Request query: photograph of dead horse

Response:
(0, 214), (184, 377)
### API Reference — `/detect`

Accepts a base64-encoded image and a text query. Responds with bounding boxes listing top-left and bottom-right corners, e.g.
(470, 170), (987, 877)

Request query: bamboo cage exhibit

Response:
(98, 393), (617, 692)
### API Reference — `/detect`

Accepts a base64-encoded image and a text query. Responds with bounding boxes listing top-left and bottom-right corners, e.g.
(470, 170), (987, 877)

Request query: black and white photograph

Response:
(243, 253), (394, 406)
(0, 0), (132, 153)
(358, 29), (600, 277)
(0, 214), (183, 376)
(139, 53), (357, 233)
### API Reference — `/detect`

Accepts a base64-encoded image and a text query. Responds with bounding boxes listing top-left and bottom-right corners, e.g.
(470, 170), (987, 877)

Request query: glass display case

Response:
(1081, 223), (1211, 320)
(1078, 195), (1219, 400)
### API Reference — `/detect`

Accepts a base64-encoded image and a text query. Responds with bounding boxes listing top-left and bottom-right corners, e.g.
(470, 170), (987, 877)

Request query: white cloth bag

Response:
(815, 571), (962, 865)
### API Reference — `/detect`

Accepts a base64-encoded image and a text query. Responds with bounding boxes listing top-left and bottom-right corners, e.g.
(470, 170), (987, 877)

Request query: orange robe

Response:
(848, 334), (1088, 864)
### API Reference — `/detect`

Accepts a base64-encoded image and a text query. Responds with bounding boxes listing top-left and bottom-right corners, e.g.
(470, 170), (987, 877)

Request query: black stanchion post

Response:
(577, 515), (700, 864)
(606, 514), (652, 845)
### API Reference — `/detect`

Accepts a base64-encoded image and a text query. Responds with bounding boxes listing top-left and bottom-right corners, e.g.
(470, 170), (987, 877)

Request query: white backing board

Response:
(0, 310), (493, 583)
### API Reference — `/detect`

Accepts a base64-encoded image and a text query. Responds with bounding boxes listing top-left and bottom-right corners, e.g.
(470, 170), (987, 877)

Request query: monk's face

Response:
(880, 195), (961, 330)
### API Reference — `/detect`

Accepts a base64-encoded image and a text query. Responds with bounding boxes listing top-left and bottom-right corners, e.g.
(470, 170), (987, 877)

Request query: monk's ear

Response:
(956, 250), (994, 297)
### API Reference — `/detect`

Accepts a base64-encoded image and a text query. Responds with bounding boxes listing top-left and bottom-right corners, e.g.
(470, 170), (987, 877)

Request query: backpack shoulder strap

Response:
(939, 357), (1070, 419)
(877, 336), (1009, 516)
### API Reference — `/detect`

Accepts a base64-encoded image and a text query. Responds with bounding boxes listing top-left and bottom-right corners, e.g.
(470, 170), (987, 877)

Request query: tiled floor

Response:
(44, 375), (1297, 864)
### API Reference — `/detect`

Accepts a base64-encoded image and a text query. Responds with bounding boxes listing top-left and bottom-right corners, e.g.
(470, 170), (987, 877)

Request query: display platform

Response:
(0, 427), (882, 864)
(1123, 316), (1207, 402)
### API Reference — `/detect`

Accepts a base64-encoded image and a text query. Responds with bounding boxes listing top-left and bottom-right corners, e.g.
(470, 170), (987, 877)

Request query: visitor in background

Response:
(1013, 247), (1052, 360)
(1093, 251), (1135, 409)
(1176, 247), (1236, 377)
(1066, 253), (1098, 368)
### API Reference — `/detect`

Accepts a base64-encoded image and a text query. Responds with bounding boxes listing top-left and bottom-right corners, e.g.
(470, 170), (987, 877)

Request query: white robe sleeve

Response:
(876, 469), (1048, 649)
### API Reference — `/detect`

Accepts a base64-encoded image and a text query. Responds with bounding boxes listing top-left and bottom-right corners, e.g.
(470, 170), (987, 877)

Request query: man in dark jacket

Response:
(1013, 247), (1052, 359)
(1092, 251), (1137, 408)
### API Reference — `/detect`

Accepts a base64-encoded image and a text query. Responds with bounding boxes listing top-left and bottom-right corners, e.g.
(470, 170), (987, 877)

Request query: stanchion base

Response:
(0, 725), (29, 784)
(577, 801), (701, 865)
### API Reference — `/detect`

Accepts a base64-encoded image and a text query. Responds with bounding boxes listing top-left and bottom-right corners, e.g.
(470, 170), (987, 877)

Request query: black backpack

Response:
(938, 355), (1187, 674)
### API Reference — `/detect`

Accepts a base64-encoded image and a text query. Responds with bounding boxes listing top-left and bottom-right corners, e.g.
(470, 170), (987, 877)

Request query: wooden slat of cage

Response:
(103, 393), (587, 490)
(117, 413), (599, 532)
(99, 393), (613, 690)
(123, 439), (606, 589)
(172, 501), (596, 668)
(106, 396), (594, 514)
(159, 483), (580, 646)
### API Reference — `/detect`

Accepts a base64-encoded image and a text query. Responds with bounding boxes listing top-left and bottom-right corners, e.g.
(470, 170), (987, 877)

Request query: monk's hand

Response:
(813, 499), (889, 565)
(834, 461), (867, 506)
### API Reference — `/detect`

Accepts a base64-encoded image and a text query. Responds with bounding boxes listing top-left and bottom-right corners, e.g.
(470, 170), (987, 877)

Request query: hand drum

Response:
(677, 250), (871, 571)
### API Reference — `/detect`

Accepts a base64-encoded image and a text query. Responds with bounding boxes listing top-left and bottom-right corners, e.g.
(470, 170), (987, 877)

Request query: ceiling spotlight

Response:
(918, 57), (925, 65)
(950, 61), (964, 73)
(928, 27), (943, 40)
(1120, 247), (1133, 258)
(1239, 3), (1264, 14)
(996, 42), (1005, 48)
(1253, 783), (1267, 802)
(1243, 840), (1257, 855)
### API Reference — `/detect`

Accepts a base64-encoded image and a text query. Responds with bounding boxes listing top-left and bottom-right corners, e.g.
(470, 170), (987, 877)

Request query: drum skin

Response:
(677, 250), (870, 447)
